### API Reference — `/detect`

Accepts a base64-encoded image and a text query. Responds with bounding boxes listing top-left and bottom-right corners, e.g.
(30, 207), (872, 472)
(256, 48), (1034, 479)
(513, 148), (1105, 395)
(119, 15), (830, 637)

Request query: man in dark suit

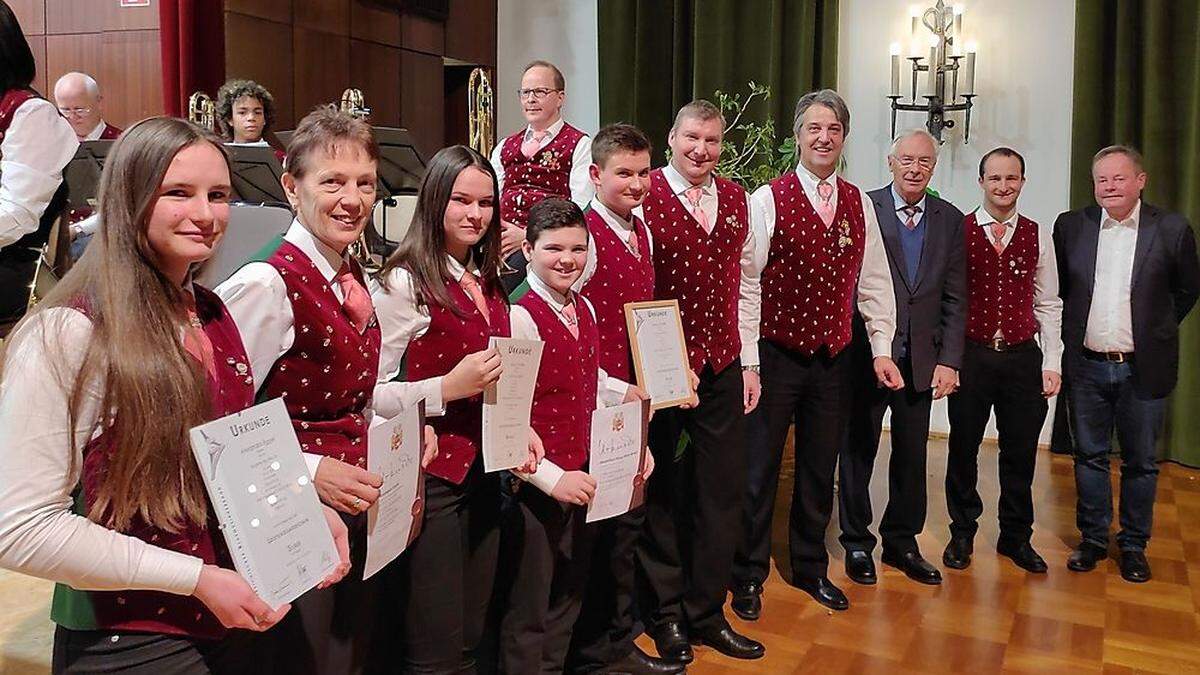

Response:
(837, 128), (967, 586)
(1054, 145), (1200, 583)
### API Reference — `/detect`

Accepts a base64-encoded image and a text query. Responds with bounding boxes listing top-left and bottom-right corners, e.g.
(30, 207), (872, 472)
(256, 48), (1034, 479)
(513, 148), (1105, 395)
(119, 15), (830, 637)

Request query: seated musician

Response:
(215, 78), (286, 162)
(53, 72), (122, 142)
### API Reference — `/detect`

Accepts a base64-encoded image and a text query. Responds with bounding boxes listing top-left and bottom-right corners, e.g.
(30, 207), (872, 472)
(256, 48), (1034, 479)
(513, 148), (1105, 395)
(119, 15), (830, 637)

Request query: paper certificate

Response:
(586, 399), (651, 523)
(190, 398), (339, 610)
(363, 402), (426, 580)
(481, 337), (544, 472)
(624, 300), (693, 409)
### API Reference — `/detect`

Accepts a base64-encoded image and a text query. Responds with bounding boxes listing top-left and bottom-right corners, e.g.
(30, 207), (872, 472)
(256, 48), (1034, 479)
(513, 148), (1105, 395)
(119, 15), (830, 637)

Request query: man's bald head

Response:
(53, 72), (104, 140)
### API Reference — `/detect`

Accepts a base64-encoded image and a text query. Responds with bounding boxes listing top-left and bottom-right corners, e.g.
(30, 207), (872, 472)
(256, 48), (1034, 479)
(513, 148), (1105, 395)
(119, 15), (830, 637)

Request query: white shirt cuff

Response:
(740, 341), (759, 367)
(304, 452), (325, 479)
(518, 459), (565, 496)
(869, 335), (893, 359)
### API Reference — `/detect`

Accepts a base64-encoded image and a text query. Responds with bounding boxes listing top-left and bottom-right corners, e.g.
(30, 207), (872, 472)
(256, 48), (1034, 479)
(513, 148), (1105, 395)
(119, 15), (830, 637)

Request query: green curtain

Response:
(1070, 0), (1200, 465)
(597, 0), (839, 166)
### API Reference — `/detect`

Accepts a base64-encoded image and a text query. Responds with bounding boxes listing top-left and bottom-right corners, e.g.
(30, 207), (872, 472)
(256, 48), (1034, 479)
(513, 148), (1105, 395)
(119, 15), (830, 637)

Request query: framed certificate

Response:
(624, 300), (693, 410)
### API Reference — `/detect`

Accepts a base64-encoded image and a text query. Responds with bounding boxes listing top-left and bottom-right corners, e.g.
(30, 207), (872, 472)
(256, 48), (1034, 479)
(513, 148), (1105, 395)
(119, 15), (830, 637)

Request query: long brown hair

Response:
(6, 117), (231, 533)
(379, 145), (504, 315)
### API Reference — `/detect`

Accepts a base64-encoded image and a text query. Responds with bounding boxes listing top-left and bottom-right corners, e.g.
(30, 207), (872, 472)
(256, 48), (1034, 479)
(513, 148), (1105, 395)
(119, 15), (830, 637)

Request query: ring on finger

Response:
(351, 496), (363, 510)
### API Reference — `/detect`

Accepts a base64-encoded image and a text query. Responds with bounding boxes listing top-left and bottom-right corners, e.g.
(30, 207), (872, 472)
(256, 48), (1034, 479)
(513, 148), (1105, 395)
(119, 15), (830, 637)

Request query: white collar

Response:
(1101, 199), (1141, 229)
(794, 162), (838, 194)
(82, 120), (108, 141)
(525, 117), (565, 141)
(526, 266), (573, 309)
(226, 139), (269, 147)
(283, 219), (349, 283)
(590, 197), (635, 232)
(975, 207), (1019, 228)
(445, 252), (479, 282)
(662, 162), (713, 197)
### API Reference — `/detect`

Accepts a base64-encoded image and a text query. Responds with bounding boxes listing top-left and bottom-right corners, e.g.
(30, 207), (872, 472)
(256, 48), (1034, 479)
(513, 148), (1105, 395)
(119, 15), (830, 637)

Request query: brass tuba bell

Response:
(339, 88), (371, 120)
(187, 91), (216, 133)
(467, 68), (495, 156)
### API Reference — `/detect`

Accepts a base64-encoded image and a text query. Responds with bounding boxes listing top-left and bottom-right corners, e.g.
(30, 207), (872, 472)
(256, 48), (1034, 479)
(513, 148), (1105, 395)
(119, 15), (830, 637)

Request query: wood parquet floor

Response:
(1, 435), (1198, 674)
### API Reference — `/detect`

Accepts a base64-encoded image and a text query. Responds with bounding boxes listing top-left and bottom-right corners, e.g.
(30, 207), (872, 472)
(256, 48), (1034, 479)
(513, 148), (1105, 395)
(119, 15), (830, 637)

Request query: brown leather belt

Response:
(1083, 348), (1133, 363)
(971, 337), (1035, 352)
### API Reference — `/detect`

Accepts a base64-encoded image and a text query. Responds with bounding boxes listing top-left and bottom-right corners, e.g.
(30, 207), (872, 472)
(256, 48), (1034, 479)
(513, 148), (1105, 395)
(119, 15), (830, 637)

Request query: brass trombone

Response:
(467, 67), (495, 156)
(187, 91), (216, 133)
(339, 88), (371, 120)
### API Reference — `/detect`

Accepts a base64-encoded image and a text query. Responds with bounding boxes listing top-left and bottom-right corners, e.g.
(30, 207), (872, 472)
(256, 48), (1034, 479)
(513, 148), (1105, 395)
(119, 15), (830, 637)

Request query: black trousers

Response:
(639, 361), (746, 632)
(498, 486), (595, 674)
(0, 255), (36, 324)
(400, 466), (501, 674)
(733, 341), (852, 582)
(838, 349), (935, 556)
(273, 511), (377, 675)
(53, 625), (267, 675)
(946, 342), (1047, 545)
(566, 506), (646, 673)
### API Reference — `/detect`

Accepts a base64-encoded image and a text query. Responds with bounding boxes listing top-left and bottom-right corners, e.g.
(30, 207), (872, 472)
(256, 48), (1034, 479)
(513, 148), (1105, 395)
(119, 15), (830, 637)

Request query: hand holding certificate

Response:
(190, 398), (339, 610)
(482, 337), (544, 472)
(363, 402), (426, 580)
(624, 300), (693, 409)
(586, 399), (651, 523)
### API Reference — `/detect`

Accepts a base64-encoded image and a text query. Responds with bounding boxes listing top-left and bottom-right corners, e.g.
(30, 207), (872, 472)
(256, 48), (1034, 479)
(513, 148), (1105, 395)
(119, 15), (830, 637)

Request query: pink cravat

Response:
(990, 221), (1007, 254)
(181, 294), (216, 378)
(521, 130), (549, 158)
(459, 272), (492, 326)
(684, 186), (713, 234)
(816, 180), (836, 227)
(336, 263), (374, 333)
(561, 301), (580, 339)
(627, 230), (641, 260)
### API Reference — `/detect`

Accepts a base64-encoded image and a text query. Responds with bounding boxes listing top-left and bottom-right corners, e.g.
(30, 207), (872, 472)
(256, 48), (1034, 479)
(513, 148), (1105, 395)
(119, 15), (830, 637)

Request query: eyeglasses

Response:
(895, 155), (935, 170)
(57, 107), (93, 118)
(517, 88), (561, 101)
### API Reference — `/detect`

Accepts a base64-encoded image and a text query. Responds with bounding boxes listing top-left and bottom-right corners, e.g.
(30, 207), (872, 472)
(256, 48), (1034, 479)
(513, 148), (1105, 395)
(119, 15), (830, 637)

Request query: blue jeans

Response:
(1069, 356), (1166, 551)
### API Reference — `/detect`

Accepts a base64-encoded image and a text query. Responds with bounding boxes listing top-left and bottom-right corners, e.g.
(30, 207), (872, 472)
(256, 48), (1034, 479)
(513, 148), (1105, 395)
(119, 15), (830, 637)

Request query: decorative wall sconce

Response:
(888, 0), (977, 143)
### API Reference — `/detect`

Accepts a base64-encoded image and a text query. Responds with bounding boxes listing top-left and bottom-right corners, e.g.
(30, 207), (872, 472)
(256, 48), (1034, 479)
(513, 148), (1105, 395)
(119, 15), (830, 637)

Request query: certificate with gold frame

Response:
(623, 300), (693, 410)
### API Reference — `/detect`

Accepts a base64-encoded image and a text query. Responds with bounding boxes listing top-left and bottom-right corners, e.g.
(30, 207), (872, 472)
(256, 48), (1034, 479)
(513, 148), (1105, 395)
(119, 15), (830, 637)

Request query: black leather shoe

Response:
(1066, 543), (1107, 572)
(730, 581), (762, 621)
(691, 622), (765, 660)
(650, 622), (693, 665)
(844, 550), (877, 585)
(997, 540), (1047, 573)
(881, 549), (943, 585)
(794, 576), (849, 610)
(1119, 550), (1151, 583)
(601, 645), (685, 674)
(942, 537), (973, 570)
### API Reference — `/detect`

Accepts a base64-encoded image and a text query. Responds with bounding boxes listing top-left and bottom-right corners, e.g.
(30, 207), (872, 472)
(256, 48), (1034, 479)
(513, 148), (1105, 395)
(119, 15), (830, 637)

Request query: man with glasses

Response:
(52, 72), (121, 142)
(836, 128), (966, 588)
(489, 60), (593, 292)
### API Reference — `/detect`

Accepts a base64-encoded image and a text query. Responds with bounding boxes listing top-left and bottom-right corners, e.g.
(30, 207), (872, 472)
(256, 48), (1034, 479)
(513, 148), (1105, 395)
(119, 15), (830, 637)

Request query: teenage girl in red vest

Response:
(373, 144), (543, 672)
(0, 117), (349, 673)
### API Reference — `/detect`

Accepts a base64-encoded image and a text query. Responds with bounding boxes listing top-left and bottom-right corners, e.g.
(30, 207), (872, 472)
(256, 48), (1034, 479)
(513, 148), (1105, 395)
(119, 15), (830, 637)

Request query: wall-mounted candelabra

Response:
(888, 0), (978, 144)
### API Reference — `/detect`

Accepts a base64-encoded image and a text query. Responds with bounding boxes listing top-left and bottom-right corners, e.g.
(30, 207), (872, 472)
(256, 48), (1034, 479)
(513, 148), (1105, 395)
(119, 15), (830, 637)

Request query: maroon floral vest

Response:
(498, 122), (586, 228)
(580, 207), (654, 381)
(964, 213), (1040, 344)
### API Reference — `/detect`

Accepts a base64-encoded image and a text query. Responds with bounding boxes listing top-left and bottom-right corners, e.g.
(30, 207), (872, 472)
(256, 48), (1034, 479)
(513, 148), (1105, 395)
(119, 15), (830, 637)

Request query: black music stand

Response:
(63, 140), (116, 212)
(370, 127), (426, 252)
(225, 144), (288, 206)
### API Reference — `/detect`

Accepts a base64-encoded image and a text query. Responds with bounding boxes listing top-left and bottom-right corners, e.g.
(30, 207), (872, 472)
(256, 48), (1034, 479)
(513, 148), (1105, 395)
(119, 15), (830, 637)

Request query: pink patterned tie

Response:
(336, 263), (374, 333)
(990, 221), (1007, 254)
(627, 230), (640, 260)
(459, 272), (492, 326)
(816, 180), (836, 227)
(684, 186), (713, 234)
(900, 204), (922, 230)
(521, 130), (549, 158)
(561, 301), (580, 339)
(181, 293), (216, 378)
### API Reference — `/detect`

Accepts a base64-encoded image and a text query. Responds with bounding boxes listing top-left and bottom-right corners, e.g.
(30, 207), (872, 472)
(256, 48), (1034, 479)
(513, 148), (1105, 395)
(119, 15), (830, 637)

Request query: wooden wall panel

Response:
(399, 49), (442, 159)
(293, 27), (350, 121)
(225, 0), (290, 24)
(46, 0), (158, 34)
(295, 0), (349, 36)
(28, 35), (47, 96)
(400, 12), (442, 56)
(350, 40), (401, 127)
(46, 30), (163, 128)
(9, 0), (44, 35)
(350, 0), (401, 47)
(445, 0), (495, 67)
(225, 12), (295, 127)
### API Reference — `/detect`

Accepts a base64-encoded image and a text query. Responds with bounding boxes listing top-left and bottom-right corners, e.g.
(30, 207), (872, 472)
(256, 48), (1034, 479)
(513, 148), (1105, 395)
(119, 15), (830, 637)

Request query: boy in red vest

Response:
(568, 124), (683, 674)
(490, 60), (594, 292)
(498, 198), (649, 674)
(943, 147), (1062, 574)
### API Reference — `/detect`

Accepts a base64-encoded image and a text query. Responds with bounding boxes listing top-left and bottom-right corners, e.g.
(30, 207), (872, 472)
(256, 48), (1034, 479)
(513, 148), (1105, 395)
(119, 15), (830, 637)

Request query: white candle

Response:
(910, 5), (920, 36)
(963, 50), (976, 95)
(890, 44), (901, 96)
(954, 5), (964, 42)
(926, 46), (938, 98)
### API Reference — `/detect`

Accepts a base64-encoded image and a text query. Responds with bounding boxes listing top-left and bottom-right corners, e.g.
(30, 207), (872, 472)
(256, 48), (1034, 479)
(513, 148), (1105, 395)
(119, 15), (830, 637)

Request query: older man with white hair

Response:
(836, 127), (966, 588)
(52, 72), (121, 141)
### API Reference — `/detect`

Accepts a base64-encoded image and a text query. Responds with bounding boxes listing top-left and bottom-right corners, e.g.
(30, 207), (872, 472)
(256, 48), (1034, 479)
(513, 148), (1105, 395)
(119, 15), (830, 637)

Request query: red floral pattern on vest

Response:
(580, 207), (654, 381)
(964, 213), (1040, 344)
(498, 123), (586, 228)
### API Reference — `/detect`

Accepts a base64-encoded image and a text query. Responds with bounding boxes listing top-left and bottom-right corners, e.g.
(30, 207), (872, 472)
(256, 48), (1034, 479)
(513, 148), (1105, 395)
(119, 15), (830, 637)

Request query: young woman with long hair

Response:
(0, 117), (348, 674)
(373, 144), (542, 672)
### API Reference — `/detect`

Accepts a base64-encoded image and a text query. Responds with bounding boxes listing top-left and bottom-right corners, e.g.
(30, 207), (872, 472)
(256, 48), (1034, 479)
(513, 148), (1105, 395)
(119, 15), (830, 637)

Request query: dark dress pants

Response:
(1069, 356), (1166, 552)
(945, 342), (1047, 546)
(837, 344), (934, 557)
(400, 465), (501, 674)
(52, 626), (268, 675)
(638, 361), (745, 632)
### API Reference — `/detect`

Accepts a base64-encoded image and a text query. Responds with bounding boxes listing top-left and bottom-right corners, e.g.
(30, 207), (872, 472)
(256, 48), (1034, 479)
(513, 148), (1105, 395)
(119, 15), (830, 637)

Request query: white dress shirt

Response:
(1084, 201), (1140, 352)
(576, 196), (655, 290)
(0, 97), (79, 249)
(216, 220), (442, 477)
(0, 309), (213, 598)
(741, 163), (897, 363)
(654, 162), (762, 366)
(81, 120), (113, 142)
(489, 116), (595, 210)
(891, 185), (927, 228)
(974, 207), (1065, 372)
(510, 268), (630, 495)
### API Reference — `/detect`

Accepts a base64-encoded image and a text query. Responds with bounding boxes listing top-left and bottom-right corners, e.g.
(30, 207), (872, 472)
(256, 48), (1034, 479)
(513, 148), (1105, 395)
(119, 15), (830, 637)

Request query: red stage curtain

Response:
(160, 0), (226, 117)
